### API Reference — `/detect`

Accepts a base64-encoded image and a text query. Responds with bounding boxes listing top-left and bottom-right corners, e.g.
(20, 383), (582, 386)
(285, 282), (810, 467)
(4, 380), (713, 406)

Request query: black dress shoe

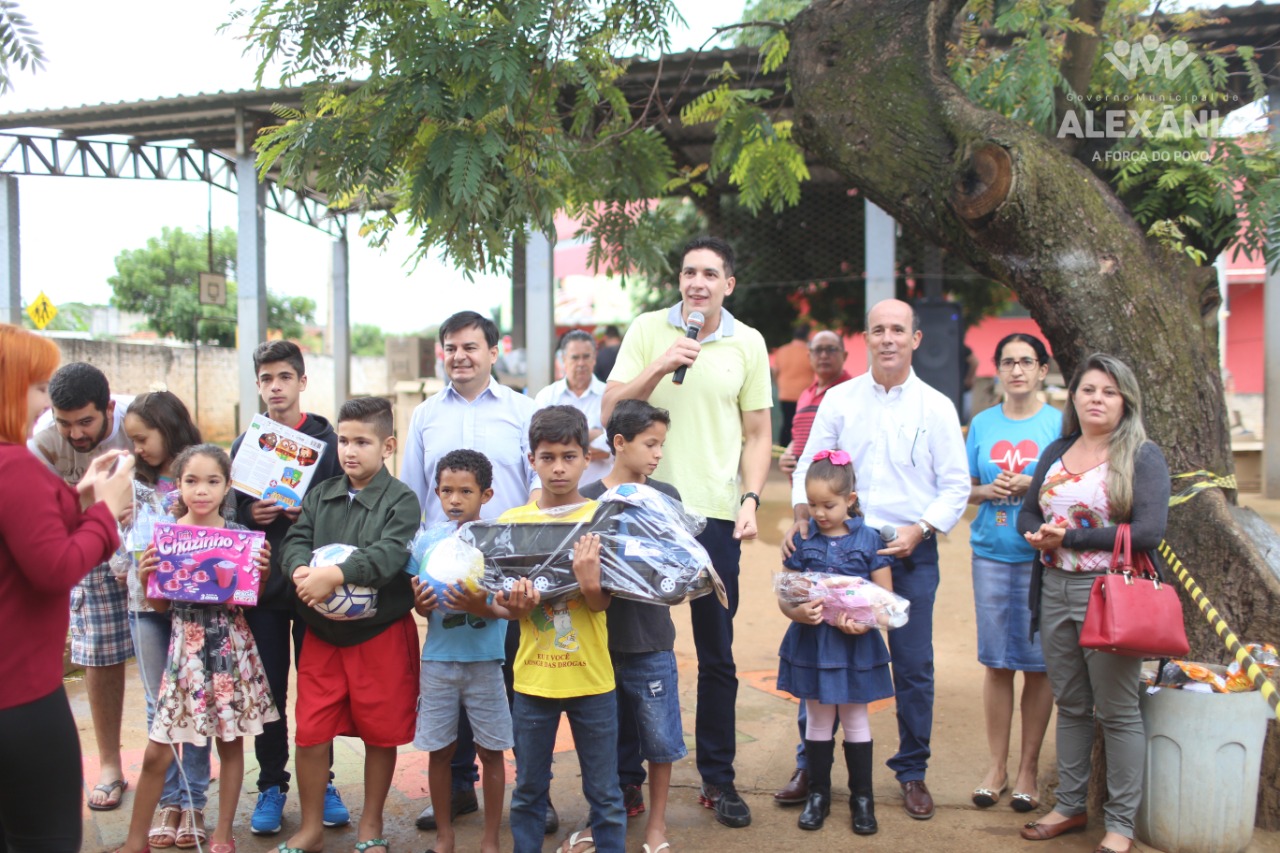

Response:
(415, 787), (479, 831)
(544, 799), (560, 834)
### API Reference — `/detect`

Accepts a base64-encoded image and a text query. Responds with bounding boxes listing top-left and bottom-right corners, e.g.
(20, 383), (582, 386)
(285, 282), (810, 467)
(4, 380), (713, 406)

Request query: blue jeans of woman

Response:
(129, 610), (211, 809)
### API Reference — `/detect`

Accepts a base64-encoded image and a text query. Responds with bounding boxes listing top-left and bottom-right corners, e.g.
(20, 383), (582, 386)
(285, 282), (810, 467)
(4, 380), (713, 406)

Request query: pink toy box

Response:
(145, 523), (265, 606)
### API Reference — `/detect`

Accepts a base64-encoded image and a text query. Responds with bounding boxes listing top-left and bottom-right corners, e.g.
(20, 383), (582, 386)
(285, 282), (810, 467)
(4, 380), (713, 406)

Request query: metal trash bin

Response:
(1136, 671), (1272, 853)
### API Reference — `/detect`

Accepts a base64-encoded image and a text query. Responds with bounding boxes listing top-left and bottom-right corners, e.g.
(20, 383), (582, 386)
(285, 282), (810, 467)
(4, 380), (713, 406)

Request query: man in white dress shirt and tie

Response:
(785, 299), (970, 821)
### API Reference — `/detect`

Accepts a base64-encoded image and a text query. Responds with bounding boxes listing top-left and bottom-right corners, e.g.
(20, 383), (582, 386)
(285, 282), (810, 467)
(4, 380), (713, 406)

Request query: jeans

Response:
(689, 519), (741, 787)
(510, 691), (624, 853)
(884, 539), (939, 783)
(129, 611), (210, 809)
(242, 607), (334, 791)
(613, 650), (687, 776)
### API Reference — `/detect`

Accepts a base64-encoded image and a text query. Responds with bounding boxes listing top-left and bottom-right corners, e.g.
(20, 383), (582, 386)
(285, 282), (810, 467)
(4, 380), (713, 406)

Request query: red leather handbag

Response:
(1079, 524), (1190, 658)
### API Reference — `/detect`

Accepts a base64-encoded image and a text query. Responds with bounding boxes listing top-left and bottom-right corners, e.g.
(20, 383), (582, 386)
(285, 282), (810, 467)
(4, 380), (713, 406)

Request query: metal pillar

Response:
(236, 109), (267, 430)
(524, 231), (554, 395)
(864, 199), (897, 366)
(332, 228), (350, 408)
(1266, 86), (1280, 497)
(1, 176), (18, 326)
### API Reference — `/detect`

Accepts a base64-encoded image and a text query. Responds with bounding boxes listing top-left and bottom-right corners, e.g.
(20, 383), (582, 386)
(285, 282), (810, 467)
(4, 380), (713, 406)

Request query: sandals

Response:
(208, 842), (236, 853)
(559, 831), (596, 853)
(175, 808), (207, 850)
(88, 777), (129, 811)
(149, 805), (183, 848)
(354, 841), (389, 853)
(971, 777), (1008, 808)
(642, 844), (672, 853)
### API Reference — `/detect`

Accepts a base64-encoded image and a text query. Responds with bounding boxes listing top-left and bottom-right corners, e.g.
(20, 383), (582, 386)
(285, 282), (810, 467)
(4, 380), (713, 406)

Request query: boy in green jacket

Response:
(280, 397), (422, 853)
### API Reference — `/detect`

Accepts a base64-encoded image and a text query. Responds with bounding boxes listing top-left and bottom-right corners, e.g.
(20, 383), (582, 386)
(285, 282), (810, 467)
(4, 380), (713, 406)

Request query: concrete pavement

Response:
(74, 471), (1280, 852)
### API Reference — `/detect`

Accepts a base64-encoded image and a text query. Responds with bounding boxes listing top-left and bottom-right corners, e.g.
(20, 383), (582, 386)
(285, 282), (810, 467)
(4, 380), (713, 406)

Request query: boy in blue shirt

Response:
(411, 449), (535, 853)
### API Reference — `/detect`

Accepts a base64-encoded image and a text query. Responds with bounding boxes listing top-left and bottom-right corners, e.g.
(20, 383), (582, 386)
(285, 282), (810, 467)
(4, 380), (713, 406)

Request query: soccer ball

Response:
(309, 543), (379, 621)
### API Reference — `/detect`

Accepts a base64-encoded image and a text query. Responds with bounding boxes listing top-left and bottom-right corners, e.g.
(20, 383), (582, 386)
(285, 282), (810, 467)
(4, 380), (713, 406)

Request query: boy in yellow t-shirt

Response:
(503, 405), (624, 853)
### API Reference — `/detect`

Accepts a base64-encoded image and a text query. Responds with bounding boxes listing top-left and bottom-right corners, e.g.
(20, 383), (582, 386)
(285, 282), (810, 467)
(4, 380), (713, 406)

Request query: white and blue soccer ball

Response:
(310, 543), (379, 621)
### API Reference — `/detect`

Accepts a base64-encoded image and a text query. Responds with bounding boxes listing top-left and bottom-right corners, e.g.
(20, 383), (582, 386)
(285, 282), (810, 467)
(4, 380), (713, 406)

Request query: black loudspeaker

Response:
(913, 300), (962, 414)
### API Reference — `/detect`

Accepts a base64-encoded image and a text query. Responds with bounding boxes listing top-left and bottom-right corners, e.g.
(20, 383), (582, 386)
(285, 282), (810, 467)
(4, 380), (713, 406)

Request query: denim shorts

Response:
(612, 650), (688, 764)
(414, 660), (514, 753)
(972, 556), (1046, 672)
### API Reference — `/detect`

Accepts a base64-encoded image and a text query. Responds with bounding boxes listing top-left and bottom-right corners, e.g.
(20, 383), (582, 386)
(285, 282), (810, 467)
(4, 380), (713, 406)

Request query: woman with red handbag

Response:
(1016, 354), (1170, 853)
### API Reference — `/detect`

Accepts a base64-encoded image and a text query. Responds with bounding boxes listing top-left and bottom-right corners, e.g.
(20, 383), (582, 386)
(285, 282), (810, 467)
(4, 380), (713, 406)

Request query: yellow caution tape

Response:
(1156, 541), (1280, 719)
(1169, 470), (1238, 507)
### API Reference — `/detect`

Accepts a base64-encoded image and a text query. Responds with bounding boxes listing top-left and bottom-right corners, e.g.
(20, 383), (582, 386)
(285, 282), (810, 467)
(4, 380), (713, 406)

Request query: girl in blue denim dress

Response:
(778, 451), (894, 835)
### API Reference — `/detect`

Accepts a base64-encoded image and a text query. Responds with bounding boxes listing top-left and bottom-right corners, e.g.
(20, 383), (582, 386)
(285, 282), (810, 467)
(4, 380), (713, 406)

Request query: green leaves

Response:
(108, 227), (316, 345)
(0, 0), (45, 94)
(245, 0), (687, 277)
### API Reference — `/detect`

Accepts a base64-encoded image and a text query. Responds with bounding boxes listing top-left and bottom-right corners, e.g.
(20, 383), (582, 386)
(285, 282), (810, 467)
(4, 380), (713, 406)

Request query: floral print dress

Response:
(151, 523), (278, 745)
(1037, 459), (1114, 573)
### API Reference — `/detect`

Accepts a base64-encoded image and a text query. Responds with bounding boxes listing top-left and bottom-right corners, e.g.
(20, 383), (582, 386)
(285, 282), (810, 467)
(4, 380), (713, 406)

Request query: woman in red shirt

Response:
(0, 324), (135, 852)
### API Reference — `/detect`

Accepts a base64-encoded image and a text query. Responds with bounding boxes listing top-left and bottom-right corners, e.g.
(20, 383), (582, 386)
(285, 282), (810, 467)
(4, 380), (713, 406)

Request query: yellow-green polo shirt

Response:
(608, 305), (772, 521)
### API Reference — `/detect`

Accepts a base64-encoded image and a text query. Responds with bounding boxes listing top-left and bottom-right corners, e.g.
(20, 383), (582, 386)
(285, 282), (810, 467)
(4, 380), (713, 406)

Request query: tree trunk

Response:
(787, 0), (1280, 827)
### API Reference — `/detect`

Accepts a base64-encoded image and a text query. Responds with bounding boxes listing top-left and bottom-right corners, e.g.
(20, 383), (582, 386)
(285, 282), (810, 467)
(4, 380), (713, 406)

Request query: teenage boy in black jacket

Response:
(230, 340), (348, 835)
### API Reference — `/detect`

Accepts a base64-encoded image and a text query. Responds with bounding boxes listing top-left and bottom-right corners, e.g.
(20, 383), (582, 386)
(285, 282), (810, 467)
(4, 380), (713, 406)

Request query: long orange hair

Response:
(0, 323), (60, 444)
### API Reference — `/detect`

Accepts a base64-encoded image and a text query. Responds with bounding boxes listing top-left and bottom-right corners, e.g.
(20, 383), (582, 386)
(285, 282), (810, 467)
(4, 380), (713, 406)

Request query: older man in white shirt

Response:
(533, 330), (611, 486)
(786, 299), (970, 821)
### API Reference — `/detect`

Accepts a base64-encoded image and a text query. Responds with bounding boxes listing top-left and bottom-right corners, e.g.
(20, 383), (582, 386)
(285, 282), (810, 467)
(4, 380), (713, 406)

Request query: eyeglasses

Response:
(998, 357), (1039, 372)
(810, 346), (842, 355)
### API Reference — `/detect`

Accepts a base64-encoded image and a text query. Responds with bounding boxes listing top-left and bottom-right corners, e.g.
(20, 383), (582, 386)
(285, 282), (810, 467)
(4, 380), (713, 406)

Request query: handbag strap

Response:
(1109, 523), (1132, 571)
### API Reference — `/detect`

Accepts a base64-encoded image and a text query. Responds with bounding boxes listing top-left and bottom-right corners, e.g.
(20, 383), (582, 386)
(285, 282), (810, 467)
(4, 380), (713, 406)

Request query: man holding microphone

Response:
(603, 236), (773, 829)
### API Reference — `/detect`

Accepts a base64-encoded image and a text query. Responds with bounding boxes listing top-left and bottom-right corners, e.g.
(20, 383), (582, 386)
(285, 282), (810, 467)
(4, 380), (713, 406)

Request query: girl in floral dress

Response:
(114, 444), (279, 853)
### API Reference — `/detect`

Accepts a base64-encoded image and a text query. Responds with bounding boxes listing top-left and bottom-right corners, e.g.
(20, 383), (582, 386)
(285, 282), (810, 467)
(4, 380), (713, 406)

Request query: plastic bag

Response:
(110, 480), (174, 580)
(773, 571), (910, 629)
(1225, 643), (1280, 693)
(460, 485), (726, 607)
(1143, 660), (1228, 693)
(405, 523), (485, 613)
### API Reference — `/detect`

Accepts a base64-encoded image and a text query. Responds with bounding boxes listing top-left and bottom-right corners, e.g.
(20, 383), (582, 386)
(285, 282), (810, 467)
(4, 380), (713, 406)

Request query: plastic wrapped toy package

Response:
(458, 483), (727, 607)
(773, 571), (911, 629)
(404, 523), (485, 613)
(1142, 643), (1280, 694)
(110, 480), (176, 580)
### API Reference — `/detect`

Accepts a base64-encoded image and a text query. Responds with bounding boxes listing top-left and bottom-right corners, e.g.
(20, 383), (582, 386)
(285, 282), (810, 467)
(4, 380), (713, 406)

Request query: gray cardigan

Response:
(1017, 434), (1170, 636)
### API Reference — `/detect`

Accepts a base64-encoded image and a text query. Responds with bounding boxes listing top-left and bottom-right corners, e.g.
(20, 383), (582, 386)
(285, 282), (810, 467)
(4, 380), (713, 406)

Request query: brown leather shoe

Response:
(774, 768), (809, 805)
(900, 780), (934, 820)
(1020, 812), (1088, 840)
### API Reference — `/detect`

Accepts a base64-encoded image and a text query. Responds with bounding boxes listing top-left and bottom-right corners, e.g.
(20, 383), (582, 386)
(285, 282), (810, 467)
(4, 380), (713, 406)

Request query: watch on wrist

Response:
(917, 520), (934, 540)
(740, 492), (761, 509)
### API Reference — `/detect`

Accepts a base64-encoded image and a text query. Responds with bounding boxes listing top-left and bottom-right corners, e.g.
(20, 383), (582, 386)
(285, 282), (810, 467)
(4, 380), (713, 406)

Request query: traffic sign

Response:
(26, 292), (57, 330)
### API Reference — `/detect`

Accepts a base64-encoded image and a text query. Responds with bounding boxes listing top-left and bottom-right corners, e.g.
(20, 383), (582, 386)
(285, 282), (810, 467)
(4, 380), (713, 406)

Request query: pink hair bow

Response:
(813, 449), (851, 465)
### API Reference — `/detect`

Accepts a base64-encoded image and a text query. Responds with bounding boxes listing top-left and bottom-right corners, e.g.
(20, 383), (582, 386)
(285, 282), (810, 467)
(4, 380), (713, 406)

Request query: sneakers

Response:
(622, 784), (646, 818)
(322, 784), (351, 828)
(699, 782), (752, 828)
(250, 786), (286, 836)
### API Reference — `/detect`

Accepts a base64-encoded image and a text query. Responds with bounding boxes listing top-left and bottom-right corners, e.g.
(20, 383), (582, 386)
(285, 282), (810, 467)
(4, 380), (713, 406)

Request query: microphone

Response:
(880, 524), (915, 571)
(671, 311), (705, 385)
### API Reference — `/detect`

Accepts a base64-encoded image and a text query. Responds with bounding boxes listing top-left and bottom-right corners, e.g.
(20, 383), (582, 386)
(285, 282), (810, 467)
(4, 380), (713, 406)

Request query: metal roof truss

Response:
(0, 133), (344, 237)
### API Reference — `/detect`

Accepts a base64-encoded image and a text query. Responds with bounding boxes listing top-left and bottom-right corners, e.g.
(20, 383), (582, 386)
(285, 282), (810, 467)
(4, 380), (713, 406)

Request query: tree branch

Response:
(1055, 0), (1110, 157)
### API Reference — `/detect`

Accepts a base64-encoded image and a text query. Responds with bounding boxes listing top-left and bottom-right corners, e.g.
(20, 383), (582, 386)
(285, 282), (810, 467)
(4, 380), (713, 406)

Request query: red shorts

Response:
(295, 615), (421, 748)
